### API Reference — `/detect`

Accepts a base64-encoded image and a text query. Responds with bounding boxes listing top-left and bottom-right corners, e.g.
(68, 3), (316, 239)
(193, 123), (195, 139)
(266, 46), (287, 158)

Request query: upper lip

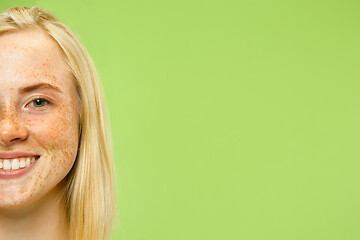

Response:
(0, 152), (40, 159)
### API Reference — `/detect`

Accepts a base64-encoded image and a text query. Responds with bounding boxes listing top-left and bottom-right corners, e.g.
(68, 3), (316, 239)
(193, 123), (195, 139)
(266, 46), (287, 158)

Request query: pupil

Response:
(35, 99), (44, 107)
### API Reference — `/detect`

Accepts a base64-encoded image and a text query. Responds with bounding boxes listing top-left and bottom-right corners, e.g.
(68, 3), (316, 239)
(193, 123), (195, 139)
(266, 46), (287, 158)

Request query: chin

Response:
(0, 195), (35, 210)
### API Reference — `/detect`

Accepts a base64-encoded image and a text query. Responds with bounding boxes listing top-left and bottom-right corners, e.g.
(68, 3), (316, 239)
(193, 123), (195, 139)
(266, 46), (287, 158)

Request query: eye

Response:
(27, 98), (51, 108)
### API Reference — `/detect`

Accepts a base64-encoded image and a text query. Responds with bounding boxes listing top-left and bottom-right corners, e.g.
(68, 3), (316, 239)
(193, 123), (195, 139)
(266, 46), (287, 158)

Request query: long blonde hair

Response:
(0, 6), (116, 240)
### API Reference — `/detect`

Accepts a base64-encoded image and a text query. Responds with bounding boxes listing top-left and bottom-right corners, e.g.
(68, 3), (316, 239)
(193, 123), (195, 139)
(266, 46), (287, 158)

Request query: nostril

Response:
(0, 130), (28, 146)
(0, 124), (29, 145)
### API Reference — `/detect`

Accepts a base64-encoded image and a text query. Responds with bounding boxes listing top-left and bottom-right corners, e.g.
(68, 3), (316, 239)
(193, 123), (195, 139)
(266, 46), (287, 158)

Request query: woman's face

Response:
(0, 28), (79, 208)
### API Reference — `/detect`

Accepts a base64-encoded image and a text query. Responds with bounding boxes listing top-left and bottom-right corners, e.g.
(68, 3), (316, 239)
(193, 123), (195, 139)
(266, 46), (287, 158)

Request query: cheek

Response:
(26, 103), (79, 170)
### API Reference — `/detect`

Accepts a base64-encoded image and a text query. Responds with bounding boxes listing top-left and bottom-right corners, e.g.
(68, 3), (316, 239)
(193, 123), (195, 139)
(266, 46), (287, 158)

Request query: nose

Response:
(0, 111), (28, 146)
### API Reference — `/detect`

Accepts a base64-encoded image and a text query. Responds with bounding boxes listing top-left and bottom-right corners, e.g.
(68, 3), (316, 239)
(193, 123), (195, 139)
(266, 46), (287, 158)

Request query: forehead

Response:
(0, 28), (71, 89)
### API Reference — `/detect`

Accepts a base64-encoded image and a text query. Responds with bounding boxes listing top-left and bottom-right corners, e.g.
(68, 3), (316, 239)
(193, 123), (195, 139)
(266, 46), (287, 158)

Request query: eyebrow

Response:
(19, 83), (62, 94)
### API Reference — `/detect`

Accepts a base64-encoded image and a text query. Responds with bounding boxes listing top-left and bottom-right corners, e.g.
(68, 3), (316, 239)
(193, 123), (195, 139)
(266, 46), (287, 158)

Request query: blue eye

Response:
(29, 98), (51, 108)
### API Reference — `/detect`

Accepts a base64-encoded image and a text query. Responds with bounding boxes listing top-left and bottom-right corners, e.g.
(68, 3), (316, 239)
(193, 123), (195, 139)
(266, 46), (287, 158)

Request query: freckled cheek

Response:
(23, 108), (79, 166)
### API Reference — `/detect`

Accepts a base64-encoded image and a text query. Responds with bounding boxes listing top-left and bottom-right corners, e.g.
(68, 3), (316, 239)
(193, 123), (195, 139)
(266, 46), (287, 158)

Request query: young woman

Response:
(0, 6), (116, 240)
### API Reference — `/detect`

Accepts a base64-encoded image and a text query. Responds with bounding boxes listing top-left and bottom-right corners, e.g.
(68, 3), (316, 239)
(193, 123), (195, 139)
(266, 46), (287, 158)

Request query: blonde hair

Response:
(0, 6), (116, 240)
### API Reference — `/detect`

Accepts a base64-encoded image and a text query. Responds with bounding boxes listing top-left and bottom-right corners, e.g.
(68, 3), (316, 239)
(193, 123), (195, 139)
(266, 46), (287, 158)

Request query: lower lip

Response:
(0, 157), (40, 180)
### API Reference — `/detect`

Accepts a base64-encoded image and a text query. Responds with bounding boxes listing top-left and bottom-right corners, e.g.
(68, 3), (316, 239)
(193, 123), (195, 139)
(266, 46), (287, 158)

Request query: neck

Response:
(0, 179), (69, 240)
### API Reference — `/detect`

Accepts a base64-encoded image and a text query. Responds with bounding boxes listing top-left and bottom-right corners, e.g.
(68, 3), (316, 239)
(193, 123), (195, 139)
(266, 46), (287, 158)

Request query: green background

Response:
(1, 0), (360, 239)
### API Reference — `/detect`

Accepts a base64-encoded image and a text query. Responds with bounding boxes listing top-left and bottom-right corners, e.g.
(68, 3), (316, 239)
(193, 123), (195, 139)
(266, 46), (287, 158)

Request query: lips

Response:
(0, 152), (39, 159)
(0, 154), (41, 179)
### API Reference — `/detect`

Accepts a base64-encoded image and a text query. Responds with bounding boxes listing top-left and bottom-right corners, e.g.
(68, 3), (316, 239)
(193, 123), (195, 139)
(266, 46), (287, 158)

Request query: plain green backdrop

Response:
(1, 0), (360, 239)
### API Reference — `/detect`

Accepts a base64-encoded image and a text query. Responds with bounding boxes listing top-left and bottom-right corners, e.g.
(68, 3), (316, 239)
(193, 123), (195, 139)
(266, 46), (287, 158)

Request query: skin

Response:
(0, 28), (79, 239)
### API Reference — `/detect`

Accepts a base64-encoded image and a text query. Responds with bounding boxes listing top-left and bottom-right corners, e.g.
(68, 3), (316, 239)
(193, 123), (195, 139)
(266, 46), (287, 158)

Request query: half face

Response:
(0, 28), (79, 208)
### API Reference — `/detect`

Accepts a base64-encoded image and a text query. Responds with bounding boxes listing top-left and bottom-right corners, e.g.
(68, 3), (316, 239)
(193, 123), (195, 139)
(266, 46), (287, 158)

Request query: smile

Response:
(0, 156), (40, 170)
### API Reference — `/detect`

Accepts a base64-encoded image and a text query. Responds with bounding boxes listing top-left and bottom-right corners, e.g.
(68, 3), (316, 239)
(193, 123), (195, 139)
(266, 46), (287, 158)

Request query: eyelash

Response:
(26, 98), (52, 109)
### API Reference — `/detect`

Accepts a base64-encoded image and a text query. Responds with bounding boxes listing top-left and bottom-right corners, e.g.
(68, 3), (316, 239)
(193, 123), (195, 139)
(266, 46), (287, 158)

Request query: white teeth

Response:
(3, 160), (11, 170)
(11, 159), (19, 170)
(0, 156), (38, 170)
(19, 159), (26, 168)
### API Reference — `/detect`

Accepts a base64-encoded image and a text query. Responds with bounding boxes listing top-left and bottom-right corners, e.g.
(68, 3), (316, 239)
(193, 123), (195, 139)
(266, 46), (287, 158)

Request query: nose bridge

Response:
(0, 102), (18, 124)
(0, 101), (28, 146)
